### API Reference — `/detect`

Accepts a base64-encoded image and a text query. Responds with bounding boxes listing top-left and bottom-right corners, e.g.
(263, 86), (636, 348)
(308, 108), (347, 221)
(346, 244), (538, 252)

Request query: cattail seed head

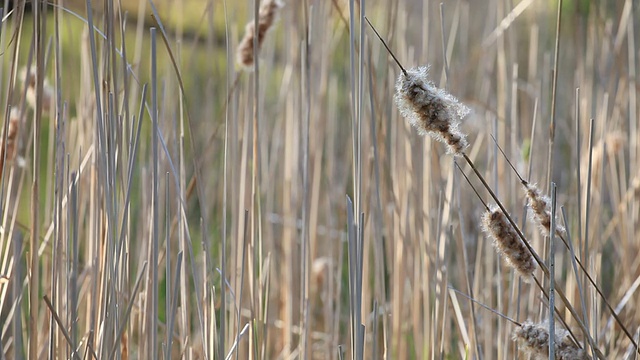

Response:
(19, 66), (54, 113)
(523, 183), (566, 237)
(481, 205), (536, 281)
(394, 66), (470, 155)
(513, 320), (590, 360)
(0, 108), (22, 180)
(236, 0), (284, 69)
(2, 108), (21, 163)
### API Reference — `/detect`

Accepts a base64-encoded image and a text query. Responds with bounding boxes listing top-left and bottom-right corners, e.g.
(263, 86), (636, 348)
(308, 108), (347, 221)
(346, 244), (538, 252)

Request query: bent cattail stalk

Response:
(481, 205), (536, 281)
(523, 182), (566, 237)
(394, 65), (470, 155)
(514, 320), (590, 360)
(237, 0), (284, 69)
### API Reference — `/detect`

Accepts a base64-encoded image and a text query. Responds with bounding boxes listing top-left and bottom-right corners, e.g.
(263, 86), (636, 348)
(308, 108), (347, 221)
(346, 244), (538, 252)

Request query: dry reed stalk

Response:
(236, 0), (284, 69)
(514, 320), (590, 360)
(394, 65), (470, 155)
(579, 131), (626, 206)
(481, 205), (536, 281)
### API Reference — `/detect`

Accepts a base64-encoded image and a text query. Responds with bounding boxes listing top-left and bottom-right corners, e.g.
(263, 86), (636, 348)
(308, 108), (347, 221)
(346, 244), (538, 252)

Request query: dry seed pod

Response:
(237, 0), (284, 69)
(2, 108), (21, 163)
(20, 66), (54, 113)
(523, 182), (566, 237)
(513, 320), (590, 360)
(0, 108), (21, 179)
(481, 205), (536, 281)
(394, 66), (470, 155)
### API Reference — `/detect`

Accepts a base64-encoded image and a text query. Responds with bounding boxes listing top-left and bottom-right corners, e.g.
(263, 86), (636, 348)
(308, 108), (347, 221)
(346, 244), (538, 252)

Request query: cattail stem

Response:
(364, 17), (406, 76)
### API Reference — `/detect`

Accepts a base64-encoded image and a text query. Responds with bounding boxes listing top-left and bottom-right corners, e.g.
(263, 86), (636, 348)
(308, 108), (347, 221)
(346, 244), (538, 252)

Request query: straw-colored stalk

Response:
(394, 65), (470, 155)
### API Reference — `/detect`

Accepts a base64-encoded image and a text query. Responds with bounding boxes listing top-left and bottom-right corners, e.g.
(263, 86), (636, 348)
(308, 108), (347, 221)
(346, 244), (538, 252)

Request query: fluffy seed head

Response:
(481, 205), (536, 280)
(394, 66), (470, 155)
(513, 320), (590, 360)
(237, 0), (284, 69)
(523, 183), (566, 237)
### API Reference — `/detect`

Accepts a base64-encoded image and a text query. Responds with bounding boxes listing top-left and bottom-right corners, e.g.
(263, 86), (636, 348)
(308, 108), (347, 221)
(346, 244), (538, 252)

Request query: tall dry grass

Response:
(0, 0), (638, 359)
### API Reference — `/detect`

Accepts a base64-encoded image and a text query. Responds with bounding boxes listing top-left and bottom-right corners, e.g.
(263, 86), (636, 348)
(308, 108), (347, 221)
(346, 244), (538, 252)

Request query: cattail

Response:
(2, 108), (21, 163)
(481, 204), (536, 281)
(513, 320), (590, 360)
(0, 108), (21, 179)
(523, 182), (566, 237)
(236, 0), (284, 69)
(394, 66), (470, 155)
(19, 66), (54, 113)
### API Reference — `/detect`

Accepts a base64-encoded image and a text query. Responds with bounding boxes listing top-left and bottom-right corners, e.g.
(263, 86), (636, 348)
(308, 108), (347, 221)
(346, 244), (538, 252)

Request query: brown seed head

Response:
(0, 108), (22, 180)
(481, 205), (536, 281)
(523, 183), (566, 237)
(237, 0), (284, 69)
(20, 66), (54, 113)
(2, 108), (21, 163)
(394, 66), (470, 155)
(513, 320), (590, 360)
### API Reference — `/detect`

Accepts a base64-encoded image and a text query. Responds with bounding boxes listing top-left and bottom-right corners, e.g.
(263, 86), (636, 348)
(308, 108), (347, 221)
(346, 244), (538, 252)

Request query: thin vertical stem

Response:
(30, 0), (45, 358)
(546, 0), (563, 189)
(150, 27), (159, 360)
(220, 1), (230, 358)
(439, 3), (449, 84)
(548, 183), (557, 360)
(584, 119), (595, 278)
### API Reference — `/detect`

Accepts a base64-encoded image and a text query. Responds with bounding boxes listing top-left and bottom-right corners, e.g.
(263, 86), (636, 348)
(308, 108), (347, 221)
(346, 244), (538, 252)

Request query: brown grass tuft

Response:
(236, 0), (284, 69)
(394, 66), (470, 155)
